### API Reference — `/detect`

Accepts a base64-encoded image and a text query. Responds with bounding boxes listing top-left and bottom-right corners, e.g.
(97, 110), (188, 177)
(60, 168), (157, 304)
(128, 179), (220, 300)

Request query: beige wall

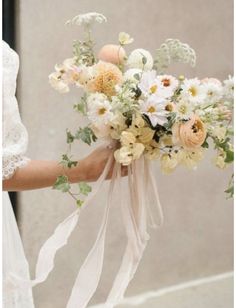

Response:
(16, 0), (233, 307)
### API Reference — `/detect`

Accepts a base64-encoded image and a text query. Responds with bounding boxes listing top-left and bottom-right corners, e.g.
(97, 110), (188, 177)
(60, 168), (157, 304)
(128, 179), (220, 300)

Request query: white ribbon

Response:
(9, 155), (163, 308)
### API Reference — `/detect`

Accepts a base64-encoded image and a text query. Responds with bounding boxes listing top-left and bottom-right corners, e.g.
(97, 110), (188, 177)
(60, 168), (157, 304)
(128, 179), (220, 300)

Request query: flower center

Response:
(148, 106), (156, 113)
(150, 84), (158, 94)
(179, 104), (187, 114)
(162, 78), (170, 87)
(189, 86), (197, 97)
(98, 107), (107, 115)
(165, 103), (173, 112)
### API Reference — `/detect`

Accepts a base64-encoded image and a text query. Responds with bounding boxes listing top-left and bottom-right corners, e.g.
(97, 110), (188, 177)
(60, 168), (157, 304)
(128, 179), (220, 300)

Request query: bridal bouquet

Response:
(49, 13), (234, 203)
(42, 12), (234, 308)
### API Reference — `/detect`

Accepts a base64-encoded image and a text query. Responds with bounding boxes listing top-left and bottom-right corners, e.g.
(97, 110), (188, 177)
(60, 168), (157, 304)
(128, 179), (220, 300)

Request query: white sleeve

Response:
(2, 41), (30, 180)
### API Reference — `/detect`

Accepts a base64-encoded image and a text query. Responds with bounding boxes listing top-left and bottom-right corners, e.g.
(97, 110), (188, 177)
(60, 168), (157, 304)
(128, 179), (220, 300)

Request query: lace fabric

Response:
(2, 40), (30, 180)
(2, 41), (34, 308)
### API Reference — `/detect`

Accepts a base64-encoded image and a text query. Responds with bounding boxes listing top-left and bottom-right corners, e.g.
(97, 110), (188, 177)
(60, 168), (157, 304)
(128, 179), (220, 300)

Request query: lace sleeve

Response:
(2, 41), (30, 180)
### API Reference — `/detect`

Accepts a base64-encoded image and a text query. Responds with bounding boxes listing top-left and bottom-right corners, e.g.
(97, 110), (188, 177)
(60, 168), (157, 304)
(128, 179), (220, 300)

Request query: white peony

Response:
(127, 48), (153, 71)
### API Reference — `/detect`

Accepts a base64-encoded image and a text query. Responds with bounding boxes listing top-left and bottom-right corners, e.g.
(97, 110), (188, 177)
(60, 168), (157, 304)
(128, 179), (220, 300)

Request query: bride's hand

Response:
(77, 145), (128, 182)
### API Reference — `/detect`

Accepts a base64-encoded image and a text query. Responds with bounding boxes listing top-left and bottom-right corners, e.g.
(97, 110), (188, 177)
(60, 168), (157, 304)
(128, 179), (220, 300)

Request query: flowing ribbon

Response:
(9, 154), (164, 308)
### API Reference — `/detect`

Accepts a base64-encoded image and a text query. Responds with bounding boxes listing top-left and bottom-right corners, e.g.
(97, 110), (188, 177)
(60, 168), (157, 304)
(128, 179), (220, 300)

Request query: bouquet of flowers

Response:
(24, 12), (233, 308)
(49, 12), (234, 205)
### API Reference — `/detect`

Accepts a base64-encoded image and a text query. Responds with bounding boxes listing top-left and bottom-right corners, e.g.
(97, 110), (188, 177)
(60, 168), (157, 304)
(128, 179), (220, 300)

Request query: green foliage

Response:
(53, 175), (71, 193)
(66, 130), (75, 144)
(78, 182), (92, 196)
(74, 94), (87, 115)
(73, 40), (95, 66)
(214, 137), (234, 164)
(76, 199), (84, 207)
(225, 174), (234, 199)
(75, 127), (97, 145)
(60, 154), (78, 168)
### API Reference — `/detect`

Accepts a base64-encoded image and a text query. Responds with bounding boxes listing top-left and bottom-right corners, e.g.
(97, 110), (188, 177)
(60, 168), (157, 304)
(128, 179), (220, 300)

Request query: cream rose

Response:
(172, 116), (207, 149)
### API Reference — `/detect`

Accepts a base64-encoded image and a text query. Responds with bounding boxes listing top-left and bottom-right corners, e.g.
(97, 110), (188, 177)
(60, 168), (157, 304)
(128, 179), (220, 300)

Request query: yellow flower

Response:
(114, 143), (145, 165)
(160, 153), (179, 174)
(109, 113), (127, 139)
(180, 149), (204, 169)
(87, 61), (123, 97)
(119, 32), (134, 45)
(145, 141), (160, 160)
(138, 127), (155, 144)
(214, 150), (227, 169)
(114, 146), (133, 165)
(120, 131), (136, 146)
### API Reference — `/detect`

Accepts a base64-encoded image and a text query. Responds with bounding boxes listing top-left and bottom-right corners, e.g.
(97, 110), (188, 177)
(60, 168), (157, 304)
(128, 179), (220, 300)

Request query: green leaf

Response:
(225, 174), (234, 199)
(224, 150), (234, 163)
(202, 139), (209, 149)
(134, 73), (141, 81)
(76, 199), (84, 207)
(53, 175), (71, 193)
(74, 95), (87, 115)
(78, 182), (92, 196)
(142, 56), (147, 65)
(66, 130), (75, 144)
(75, 127), (97, 145)
(60, 154), (78, 168)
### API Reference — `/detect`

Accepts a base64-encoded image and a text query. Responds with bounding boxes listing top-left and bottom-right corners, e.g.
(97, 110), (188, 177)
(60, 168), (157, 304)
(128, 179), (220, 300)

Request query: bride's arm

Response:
(3, 146), (118, 191)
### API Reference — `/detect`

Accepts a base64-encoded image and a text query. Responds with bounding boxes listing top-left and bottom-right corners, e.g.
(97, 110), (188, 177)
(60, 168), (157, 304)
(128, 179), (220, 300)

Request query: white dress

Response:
(2, 41), (35, 308)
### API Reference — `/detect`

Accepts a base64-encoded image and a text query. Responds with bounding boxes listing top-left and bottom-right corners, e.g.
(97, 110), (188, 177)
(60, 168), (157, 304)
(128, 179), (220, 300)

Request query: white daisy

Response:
(223, 75), (234, 101)
(87, 94), (114, 124)
(202, 81), (223, 104)
(181, 78), (206, 104)
(175, 99), (193, 120)
(139, 97), (168, 126)
(138, 71), (172, 99)
(156, 75), (179, 94)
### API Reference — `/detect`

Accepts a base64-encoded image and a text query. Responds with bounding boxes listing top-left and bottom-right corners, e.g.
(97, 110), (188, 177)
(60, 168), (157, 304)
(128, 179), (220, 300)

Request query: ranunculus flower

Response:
(172, 115), (207, 149)
(98, 44), (126, 65)
(87, 61), (123, 97)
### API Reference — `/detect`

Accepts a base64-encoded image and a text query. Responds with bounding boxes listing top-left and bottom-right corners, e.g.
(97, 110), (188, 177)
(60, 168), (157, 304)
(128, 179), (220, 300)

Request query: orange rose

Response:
(172, 116), (206, 149)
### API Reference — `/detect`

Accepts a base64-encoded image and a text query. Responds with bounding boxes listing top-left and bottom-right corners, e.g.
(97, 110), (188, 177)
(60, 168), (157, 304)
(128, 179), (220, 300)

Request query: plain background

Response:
(16, 0), (233, 307)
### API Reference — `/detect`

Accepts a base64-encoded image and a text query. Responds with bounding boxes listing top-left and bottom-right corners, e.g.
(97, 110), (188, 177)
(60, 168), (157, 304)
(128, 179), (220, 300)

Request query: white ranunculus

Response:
(127, 49), (153, 71)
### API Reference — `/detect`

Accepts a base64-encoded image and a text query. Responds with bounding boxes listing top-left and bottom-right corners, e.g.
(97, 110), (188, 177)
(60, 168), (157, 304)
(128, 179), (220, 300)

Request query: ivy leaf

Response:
(76, 199), (84, 207)
(78, 182), (92, 196)
(224, 150), (234, 163)
(75, 127), (97, 145)
(225, 174), (234, 199)
(66, 130), (75, 144)
(202, 139), (209, 149)
(74, 95), (87, 115)
(60, 154), (78, 168)
(53, 175), (71, 193)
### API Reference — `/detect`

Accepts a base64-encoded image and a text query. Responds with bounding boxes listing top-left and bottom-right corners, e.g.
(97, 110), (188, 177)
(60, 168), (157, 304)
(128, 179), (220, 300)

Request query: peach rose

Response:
(172, 116), (207, 149)
(98, 44), (126, 65)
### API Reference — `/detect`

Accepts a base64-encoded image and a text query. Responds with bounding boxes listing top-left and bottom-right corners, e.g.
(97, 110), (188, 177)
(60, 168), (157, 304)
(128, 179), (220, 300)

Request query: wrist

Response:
(67, 159), (88, 183)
